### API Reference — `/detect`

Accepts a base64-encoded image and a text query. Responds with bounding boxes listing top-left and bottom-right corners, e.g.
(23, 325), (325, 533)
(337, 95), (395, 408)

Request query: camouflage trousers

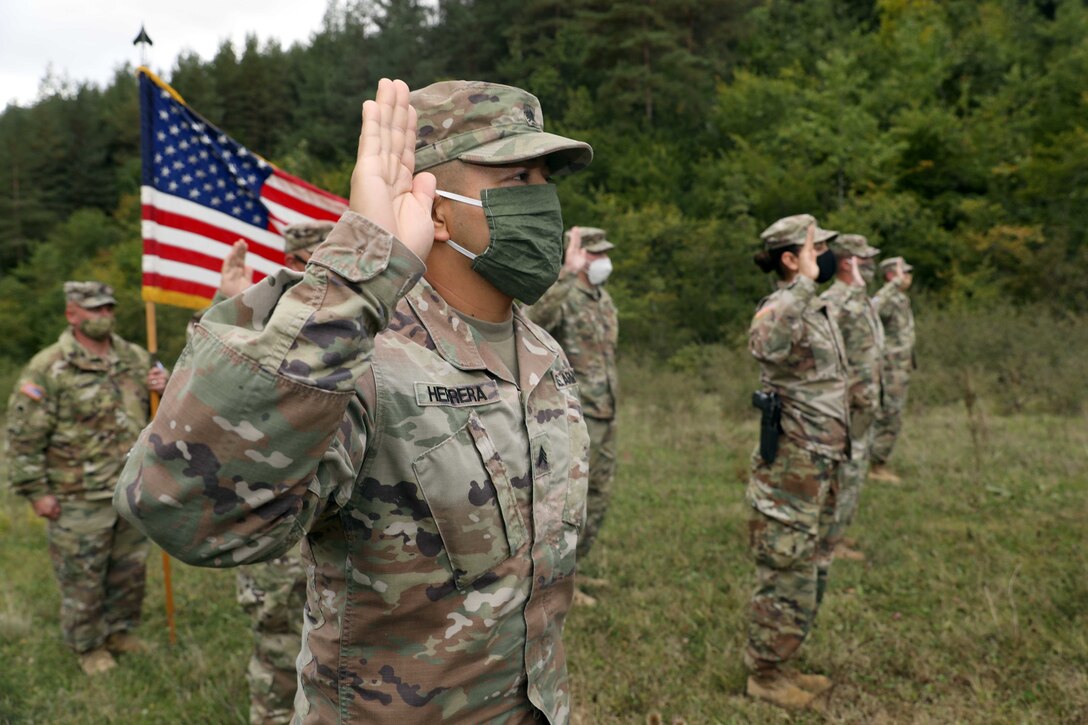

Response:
(46, 497), (149, 653)
(871, 367), (911, 465)
(744, 436), (839, 675)
(577, 415), (617, 562)
(236, 546), (307, 725)
(829, 411), (876, 542)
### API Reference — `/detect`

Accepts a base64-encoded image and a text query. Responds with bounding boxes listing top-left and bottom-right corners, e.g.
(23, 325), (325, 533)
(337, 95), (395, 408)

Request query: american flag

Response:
(139, 67), (348, 308)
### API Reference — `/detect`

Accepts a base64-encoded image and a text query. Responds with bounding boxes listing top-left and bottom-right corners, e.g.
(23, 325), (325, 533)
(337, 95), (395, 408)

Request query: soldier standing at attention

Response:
(114, 79), (591, 723)
(745, 216), (849, 711)
(820, 235), (884, 562)
(869, 256), (916, 484)
(5, 282), (168, 675)
(528, 226), (618, 606)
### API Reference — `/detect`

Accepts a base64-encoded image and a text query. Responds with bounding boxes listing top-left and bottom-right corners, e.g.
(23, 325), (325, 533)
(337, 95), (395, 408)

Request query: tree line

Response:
(1, 0), (1086, 372)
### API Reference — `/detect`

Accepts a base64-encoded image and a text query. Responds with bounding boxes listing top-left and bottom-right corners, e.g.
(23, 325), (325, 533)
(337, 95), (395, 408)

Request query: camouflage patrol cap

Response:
(879, 256), (914, 274)
(568, 226), (614, 253)
(760, 214), (838, 250)
(411, 80), (593, 176)
(830, 233), (880, 258)
(283, 221), (336, 254)
(64, 281), (116, 308)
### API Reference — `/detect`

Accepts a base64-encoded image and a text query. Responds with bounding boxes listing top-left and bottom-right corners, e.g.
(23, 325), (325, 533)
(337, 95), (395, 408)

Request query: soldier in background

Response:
(114, 79), (592, 722)
(219, 222), (335, 724)
(870, 256), (916, 483)
(745, 216), (847, 711)
(528, 226), (618, 606)
(821, 235), (884, 562)
(5, 282), (168, 675)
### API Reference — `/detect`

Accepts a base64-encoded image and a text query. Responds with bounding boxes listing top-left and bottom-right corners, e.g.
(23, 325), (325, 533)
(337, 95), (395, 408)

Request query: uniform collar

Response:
(833, 278), (867, 299)
(404, 280), (560, 391)
(575, 275), (601, 300)
(59, 328), (118, 371)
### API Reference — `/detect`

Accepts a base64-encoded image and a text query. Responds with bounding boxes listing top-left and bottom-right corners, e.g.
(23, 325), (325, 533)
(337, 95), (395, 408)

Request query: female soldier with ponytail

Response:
(743, 215), (850, 712)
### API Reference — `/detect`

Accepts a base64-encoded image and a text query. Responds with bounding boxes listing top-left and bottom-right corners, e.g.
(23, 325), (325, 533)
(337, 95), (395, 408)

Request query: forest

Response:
(1, 0), (1086, 373)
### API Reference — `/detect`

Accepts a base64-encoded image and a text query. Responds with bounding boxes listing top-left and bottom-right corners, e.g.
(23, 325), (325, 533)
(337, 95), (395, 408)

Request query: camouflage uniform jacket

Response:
(873, 282), (915, 369)
(6, 329), (151, 502)
(527, 271), (618, 419)
(114, 212), (589, 724)
(821, 280), (884, 419)
(749, 276), (850, 461)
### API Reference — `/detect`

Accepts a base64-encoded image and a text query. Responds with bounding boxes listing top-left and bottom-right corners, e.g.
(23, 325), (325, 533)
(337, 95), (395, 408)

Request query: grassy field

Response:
(1, 363), (1086, 723)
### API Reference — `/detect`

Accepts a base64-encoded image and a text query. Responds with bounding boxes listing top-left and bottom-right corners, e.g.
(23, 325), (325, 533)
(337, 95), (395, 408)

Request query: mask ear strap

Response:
(444, 238), (479, 261)
(435, 189), (483, 207)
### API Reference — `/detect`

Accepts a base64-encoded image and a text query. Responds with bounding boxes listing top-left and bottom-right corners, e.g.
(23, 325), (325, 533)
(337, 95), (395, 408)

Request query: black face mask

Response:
(816, 249), (837, 284)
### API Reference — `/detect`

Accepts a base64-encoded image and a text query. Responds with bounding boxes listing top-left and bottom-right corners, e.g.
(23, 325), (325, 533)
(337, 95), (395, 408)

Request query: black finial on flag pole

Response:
(133, 25), (153, 46)
(134, 24), (153, 68)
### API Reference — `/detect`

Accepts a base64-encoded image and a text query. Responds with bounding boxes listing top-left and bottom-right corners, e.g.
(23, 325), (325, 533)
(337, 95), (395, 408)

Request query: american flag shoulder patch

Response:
(754, 303), (777, 320)
(19, 382), (45, 401)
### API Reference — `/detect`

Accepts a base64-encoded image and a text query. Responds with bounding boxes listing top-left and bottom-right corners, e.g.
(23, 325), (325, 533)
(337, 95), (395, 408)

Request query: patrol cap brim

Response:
(814, 227), (838, 244)
(457, 132), (593, 176)
(79, 292), (118, 308)
(583, 240), (615, 253)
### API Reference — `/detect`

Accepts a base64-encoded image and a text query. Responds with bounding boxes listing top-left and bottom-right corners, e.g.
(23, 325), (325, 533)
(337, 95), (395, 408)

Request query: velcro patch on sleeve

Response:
(415, 380), (500, 407)
(552, 366), (577, 389)
(19, 382), (45, 401)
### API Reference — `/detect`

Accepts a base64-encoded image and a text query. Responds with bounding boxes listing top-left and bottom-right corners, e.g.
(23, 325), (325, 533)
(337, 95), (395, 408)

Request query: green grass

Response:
(2, 363), (1087, 723)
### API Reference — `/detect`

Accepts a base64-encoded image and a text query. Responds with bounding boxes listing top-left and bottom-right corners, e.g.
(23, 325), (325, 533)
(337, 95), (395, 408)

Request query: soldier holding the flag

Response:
(116, 77), (593, 723)
(5, 282), (168, 675)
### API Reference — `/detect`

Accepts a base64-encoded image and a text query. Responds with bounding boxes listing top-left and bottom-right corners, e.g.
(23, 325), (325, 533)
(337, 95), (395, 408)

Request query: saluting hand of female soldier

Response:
(797, 223), (819, 281)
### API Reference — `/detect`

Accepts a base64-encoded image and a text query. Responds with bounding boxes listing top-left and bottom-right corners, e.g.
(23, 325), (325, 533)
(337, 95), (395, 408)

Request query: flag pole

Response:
(144, 299), (177, 646)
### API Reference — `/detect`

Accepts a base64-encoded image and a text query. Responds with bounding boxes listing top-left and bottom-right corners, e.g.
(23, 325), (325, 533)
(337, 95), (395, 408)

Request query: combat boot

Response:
(79, 648), (117, 676)
(834, 542), (866, 561)
(868, 464), (901, 483)
(746, 671), (819, 711)
(786, 668), (834, 695)
(106, 631), (149, 654)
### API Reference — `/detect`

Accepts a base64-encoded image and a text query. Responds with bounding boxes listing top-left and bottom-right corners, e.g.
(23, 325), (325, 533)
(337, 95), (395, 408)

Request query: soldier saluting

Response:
(870, 256), (916, 483)
(744, 215), (849, 712)
(114, 79), (592, 723)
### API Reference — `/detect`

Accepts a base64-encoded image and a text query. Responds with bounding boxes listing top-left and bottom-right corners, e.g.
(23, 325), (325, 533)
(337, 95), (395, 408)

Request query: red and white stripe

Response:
(142, 168), (347, 305)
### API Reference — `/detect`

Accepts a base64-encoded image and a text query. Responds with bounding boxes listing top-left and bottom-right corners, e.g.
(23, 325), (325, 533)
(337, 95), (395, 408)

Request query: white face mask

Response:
(587, 257), (613, 285)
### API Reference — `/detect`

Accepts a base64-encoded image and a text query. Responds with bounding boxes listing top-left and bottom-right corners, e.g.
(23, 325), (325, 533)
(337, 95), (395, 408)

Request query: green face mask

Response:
(436, 184), (564, 304)
(79, 316), (114, 341)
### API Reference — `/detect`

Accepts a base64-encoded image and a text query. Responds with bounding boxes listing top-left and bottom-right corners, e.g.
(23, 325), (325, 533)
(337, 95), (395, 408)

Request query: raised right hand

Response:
(350, 79), (437, 261)
(797, 223), (819, 280)
(219, 240), (254, 297)
(562, 226), (589, 275)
